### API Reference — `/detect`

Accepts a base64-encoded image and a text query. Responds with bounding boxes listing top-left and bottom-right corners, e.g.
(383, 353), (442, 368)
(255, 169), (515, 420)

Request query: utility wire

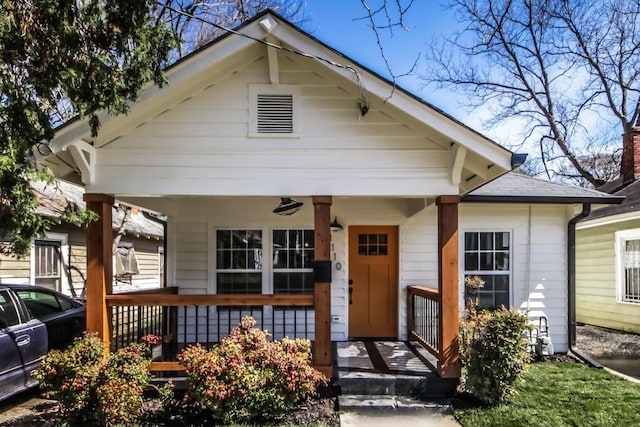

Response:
(157, 2), (370, 113)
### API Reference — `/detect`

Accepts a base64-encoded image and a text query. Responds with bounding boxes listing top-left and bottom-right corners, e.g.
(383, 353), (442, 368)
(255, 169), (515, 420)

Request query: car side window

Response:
(16, 289), (63, 319)
(0, 291), (20, 329)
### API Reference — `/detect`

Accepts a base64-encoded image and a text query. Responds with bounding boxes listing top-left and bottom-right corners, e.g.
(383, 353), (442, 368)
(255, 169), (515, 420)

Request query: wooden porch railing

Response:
(105, 291), (315, 372)
(407, 285), (440, 358)
(407, 284), (460, 378)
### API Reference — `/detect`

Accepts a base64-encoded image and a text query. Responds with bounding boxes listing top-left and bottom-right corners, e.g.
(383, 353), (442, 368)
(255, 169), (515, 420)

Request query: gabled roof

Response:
(581, 179), (640, 221)
(32, 180), (164, 239)
(463, 172), (624, 204)
(47, 9), (516, 193)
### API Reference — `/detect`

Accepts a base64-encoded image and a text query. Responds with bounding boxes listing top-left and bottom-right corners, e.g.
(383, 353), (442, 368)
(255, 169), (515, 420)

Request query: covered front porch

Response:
(84, 194), (462, 379)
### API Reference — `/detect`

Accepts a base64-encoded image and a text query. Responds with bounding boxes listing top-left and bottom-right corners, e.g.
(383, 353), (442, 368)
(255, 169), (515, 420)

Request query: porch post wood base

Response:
(313, 196), (332, 376)
(84, 193), (115, 353)
(436, 195), (461, 379)
(314, 364), (333, 378)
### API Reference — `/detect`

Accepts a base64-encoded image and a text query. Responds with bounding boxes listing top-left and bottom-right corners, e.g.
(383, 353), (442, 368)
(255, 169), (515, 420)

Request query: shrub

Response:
(32, 333), (104, 416)
(177, 316), (326, 424)
(33, 333), (154, 426)
(459, 307), (530, 405)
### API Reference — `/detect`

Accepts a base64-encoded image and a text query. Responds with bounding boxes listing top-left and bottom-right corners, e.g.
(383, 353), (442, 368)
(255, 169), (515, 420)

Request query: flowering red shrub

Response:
(33, 333), (155, 426)
(177, 316), (326, 424)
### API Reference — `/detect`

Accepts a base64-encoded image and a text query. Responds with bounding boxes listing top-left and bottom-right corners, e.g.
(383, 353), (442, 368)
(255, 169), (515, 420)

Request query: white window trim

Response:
(614, 228), (640, 304)
(460, 229), (513, 309)
(208, 225), (313, 295)
(248, 84), (301, 138)
(30, 232), (69, 293)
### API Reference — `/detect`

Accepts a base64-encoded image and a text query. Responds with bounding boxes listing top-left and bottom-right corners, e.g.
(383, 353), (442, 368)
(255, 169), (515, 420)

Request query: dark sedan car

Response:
(0, 284), (85, 401)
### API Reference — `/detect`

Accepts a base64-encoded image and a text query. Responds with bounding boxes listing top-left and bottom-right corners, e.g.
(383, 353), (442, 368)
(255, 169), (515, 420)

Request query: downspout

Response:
(142, 211), (168, 288)
(568, 203), (602, 367)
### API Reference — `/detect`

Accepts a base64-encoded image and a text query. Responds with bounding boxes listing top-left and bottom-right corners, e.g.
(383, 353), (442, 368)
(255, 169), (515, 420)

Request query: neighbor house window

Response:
(33, 237), (66, 292)
(272, 229), (314, 294)
(216, 230), (263, 294)
(463, 231), (511, 309)
(615, 230), (640, 304)
(248, 85), (301, 137)
(114, 242), (140, 277)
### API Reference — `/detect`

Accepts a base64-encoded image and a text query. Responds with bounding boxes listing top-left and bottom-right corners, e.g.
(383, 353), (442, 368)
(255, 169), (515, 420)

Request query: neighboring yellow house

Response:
(576, 128), (640, 333)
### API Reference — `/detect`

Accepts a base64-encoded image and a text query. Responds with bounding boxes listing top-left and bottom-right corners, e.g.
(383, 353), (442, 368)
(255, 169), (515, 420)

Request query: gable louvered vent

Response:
(257, 94), (293, 133)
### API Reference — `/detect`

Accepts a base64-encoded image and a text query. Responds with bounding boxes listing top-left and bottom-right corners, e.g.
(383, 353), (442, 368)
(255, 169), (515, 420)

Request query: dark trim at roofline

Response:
(52, 9), (512, 157)
(462, 195), (624, 204)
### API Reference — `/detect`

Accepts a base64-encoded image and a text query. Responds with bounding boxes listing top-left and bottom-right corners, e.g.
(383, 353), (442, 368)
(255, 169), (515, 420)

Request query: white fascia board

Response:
(269, 21), (513, 171)
(577, 210), (640, 230)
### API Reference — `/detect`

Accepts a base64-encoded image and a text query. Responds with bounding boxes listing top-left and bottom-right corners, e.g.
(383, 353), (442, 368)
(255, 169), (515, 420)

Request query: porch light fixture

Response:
(273, 197), (304, 216)
(330, 217), (343, 232)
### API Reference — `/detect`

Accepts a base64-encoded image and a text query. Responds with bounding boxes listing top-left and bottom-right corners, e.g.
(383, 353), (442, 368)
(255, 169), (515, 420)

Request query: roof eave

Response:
(462, 195), (625, 204)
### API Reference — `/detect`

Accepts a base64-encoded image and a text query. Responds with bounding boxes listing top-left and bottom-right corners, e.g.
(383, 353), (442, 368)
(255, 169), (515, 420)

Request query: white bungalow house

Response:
(43, 10), (620, 378)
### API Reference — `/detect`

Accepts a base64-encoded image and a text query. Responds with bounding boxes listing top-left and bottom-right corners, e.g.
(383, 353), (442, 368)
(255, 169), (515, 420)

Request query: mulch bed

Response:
(0, 395), (339, 426)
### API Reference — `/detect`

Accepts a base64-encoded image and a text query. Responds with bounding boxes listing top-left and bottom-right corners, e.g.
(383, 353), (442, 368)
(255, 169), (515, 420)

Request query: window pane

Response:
(480, 232), (494, 250)
(465, 232), (478, 251)
(368, 234), (378, 244)
(494, 275), (510, 292)
(479, 252), (494, 270)
(358, 234), (367, 244)
(274, 272), (314, 294)
(304, 230), (314, 249)
(465, 253), (478, 271)
(378, 234), (388, 244)
(495, 292), (509, 308)
(495, 232), (510, 250)
(17, 290), (63, 318)
(495, 252), (509, 270)
(232, 250), (247, 269)
(217, 230), (231, 250)
(217, 250), (231, 269)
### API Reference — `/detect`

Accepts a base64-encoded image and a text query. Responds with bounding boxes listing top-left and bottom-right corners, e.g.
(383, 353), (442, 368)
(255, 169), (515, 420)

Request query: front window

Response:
(463, 231), (511, 309)
(616, 230), (640, 304)
(272, 229), (314, 294)
(216, 230), (262, 294)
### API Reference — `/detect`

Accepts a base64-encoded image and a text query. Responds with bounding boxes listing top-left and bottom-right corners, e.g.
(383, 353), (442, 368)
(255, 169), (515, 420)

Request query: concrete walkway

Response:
(340, 411), (461, 426)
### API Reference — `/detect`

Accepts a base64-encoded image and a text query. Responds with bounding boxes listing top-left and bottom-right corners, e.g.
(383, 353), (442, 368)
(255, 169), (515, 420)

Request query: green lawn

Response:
(455, 362), (640, 427)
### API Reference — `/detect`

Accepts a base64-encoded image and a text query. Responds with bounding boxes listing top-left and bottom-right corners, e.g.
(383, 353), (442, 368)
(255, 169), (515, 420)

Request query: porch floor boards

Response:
(336, 341), (436, 379)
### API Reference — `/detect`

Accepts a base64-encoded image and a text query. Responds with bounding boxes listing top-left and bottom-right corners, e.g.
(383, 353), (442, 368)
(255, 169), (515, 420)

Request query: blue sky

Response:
(297, 2), (521, 146)
(301, 2), (467, 120)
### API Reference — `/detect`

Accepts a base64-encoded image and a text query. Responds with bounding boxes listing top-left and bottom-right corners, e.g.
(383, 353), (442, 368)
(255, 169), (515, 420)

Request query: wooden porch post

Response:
(84, 193), (114, 352)
(313, 196), (332, 377)
(436, 195), (461, 378)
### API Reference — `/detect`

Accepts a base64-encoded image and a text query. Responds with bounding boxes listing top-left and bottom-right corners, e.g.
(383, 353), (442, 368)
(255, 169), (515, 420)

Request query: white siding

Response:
(90, 51), (457, 197)
(141, 196), (571, 350)
(459, 204), (570, 352)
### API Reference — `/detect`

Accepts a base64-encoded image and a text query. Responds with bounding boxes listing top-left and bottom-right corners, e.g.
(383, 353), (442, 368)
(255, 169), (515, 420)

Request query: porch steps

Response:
(334, 341), (458, 398)
(335, 341), (458, 421)
(338, 394), (452, 414)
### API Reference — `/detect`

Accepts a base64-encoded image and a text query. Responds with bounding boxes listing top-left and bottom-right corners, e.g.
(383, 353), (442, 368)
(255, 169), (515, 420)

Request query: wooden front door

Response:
(348, 226), (398, 338)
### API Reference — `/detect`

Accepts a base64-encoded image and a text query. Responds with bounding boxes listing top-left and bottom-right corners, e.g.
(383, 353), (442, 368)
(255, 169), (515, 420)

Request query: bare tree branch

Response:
(424, 0), (640, 187)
